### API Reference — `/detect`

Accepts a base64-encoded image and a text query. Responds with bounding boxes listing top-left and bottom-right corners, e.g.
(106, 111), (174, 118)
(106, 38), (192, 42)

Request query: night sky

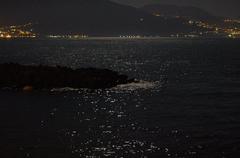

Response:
(111, 0), (240, 17)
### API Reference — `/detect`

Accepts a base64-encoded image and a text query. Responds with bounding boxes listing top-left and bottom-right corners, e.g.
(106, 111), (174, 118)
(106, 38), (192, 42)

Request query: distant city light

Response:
(47, 35), (88, 39)
(0, 17), (239, 39)
(0, 23), (36, 39)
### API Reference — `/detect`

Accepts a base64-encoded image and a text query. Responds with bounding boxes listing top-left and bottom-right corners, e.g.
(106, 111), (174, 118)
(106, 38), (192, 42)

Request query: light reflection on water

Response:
(0, 39), (240, 157)
(35, 84), (202, 158)
(48, 87), (163, 157)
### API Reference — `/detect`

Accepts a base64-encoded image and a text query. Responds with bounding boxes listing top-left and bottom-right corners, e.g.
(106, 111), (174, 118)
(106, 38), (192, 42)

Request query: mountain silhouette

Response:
(141, 4), (221, 22)
(0, 0), (197, 36)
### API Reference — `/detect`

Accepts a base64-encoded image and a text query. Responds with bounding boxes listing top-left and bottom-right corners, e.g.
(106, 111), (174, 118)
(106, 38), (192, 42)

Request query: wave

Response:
(51, 87), (80, 92)
(50, 81), (158, 92)
(112, 80), (158, 91)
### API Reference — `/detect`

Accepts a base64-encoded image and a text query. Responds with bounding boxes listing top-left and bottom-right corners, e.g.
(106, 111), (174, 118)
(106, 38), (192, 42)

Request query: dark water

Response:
(0, 38), (240, 158)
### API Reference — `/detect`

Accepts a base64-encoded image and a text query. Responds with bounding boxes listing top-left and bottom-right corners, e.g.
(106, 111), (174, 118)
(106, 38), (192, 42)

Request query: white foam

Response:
(50, 81), (157, 92)
(51, 87), (80, 92)
(112, 80), (157, 91)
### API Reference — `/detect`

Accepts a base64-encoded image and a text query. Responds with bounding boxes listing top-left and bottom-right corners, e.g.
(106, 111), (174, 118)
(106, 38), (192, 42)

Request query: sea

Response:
(0, 38), (240, 158)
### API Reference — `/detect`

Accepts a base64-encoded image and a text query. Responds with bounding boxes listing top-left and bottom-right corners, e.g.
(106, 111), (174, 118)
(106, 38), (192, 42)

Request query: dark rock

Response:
(0, 63), (134, 90)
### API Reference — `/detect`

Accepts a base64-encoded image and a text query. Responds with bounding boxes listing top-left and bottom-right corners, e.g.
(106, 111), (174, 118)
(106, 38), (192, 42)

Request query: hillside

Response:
(141, 4), (222, 22)
(0, 0), (197, 36)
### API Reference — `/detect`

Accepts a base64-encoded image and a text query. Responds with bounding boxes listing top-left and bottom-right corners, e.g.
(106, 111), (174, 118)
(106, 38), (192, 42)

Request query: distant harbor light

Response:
(47, 35), (88, 39)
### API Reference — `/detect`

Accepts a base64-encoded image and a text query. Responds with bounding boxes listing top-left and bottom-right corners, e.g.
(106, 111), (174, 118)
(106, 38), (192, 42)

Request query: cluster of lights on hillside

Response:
(224, 19), (240, 24)
(0, 23), (36, 39)
(223, 19), (240, 38)
(153, 13), (240, 38)
(187, 19), (240, 38)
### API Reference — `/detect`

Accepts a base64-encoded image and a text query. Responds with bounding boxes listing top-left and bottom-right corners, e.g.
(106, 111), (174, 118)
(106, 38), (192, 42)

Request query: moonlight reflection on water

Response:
(0, 39), (240, 157)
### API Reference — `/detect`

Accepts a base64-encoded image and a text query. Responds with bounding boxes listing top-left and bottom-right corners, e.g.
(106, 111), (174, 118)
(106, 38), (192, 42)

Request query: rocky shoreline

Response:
(0, 63), (135, 90)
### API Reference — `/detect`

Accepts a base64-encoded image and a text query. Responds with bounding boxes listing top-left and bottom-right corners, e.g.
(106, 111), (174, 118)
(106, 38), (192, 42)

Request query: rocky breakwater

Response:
(0, 63), (135, 90)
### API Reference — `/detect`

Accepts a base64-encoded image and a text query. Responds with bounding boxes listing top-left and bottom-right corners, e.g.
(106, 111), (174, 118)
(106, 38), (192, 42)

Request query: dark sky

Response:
(111, 0), (240, 18)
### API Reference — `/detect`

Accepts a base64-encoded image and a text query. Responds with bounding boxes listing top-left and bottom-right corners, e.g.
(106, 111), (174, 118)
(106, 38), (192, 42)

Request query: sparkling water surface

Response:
(0, 38), (240, 157)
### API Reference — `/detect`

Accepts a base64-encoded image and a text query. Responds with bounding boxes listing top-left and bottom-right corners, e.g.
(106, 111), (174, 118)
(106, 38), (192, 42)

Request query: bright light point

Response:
(6, 35), (12, 38)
